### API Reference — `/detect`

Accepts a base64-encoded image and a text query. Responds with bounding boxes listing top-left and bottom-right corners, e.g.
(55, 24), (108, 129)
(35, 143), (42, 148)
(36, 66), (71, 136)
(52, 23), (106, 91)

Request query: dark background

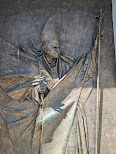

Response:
(0, 0), (114, 60)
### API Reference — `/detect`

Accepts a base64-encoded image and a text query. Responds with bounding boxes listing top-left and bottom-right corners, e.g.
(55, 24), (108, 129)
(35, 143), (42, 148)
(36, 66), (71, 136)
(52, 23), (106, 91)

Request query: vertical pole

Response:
(112, 0), (116, 64)
(95, 9), (104, 154)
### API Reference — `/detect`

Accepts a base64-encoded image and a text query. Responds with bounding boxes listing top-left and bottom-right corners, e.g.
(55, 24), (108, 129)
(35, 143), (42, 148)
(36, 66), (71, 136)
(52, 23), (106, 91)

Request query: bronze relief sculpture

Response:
(0, 16), (100, 154)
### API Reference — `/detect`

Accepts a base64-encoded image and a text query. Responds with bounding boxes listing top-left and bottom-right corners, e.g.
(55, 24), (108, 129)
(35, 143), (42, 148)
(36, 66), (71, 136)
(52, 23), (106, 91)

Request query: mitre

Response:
(41, 17), (59, 44)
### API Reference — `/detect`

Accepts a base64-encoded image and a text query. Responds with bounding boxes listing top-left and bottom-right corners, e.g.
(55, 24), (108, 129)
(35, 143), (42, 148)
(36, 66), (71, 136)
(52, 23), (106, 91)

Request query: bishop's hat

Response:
(41, 17), (59, 44)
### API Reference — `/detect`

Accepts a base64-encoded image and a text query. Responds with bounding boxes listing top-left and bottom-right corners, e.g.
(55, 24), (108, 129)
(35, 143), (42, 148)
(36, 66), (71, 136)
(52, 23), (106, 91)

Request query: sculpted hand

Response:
(32, 75), (47, 93)
(31, 70), (55, 104)
(32, 70), (55, 93)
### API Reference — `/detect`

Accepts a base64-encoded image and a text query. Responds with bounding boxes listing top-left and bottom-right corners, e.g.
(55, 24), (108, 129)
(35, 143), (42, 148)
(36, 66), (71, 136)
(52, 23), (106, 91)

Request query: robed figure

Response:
(0, 18), (98, 154)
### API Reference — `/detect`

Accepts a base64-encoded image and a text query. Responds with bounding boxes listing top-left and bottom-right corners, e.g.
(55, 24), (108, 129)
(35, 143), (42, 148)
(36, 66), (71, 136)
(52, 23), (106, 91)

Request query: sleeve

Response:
(0, 37), (41, 102)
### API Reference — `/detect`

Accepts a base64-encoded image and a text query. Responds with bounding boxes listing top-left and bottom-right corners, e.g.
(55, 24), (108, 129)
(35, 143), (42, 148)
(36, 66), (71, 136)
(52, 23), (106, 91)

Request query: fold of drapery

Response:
(0, 36), (97, 154)
(41, 45), (97, 154)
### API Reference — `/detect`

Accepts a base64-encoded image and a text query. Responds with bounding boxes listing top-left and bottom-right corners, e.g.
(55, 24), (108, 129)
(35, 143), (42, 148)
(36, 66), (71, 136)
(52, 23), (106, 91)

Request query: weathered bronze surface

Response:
(0, 0), (115, 154)
(0, 16), (98, 153)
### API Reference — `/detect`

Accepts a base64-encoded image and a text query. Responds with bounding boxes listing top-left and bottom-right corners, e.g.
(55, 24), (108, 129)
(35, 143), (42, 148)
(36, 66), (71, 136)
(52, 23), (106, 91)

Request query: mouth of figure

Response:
(46, 49), (60, 60)
(53, 52), (60, 58)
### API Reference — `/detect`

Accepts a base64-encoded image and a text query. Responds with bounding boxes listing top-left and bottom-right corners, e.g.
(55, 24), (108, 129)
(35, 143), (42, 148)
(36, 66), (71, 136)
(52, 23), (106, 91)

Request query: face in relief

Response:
(46, 40), (61, 59)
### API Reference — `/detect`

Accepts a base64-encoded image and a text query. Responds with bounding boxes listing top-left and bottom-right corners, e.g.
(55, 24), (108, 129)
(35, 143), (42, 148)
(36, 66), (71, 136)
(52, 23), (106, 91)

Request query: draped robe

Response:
(0, 36), (97, 154)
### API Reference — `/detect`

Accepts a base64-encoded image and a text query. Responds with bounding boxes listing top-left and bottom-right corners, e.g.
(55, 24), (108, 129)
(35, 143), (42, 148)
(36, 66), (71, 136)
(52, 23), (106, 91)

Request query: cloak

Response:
(0, 36), (98, 154)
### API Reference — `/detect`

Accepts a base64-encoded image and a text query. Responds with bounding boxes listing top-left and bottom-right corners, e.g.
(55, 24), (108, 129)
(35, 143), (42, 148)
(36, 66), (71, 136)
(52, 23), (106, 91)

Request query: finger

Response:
(32, 79), (41, 82)
(40, 76), (45, 79)
(43, 81), (47, 85)
(32, 82), (39, 86)
(46, 78), (52, 81)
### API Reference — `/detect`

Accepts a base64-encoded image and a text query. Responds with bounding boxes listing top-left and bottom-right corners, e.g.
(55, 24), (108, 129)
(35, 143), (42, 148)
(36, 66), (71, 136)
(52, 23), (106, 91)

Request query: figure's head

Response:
(41, 18), (61, 59)
(44, 40), (60, 59)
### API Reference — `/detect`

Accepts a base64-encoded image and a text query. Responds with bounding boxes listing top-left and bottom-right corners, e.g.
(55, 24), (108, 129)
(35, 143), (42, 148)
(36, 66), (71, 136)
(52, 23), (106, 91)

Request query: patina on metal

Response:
(0, 17), (99, 154)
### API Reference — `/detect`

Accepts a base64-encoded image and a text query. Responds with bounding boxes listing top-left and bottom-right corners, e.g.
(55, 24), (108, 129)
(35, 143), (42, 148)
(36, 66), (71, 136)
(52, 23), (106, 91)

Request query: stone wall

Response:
(100, 1), (116, 154)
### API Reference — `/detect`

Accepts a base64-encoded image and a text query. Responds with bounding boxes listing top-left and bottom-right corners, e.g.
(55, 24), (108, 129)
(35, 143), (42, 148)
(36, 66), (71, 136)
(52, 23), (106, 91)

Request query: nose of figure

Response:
(53, 46), (60, 58)
(55, 47), (60, 54)
(54, 47), (58, 51)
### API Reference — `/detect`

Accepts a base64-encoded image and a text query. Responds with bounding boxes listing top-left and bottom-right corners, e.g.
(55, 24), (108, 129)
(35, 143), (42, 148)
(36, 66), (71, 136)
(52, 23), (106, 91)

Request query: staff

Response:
(95, 9), (104, 154)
